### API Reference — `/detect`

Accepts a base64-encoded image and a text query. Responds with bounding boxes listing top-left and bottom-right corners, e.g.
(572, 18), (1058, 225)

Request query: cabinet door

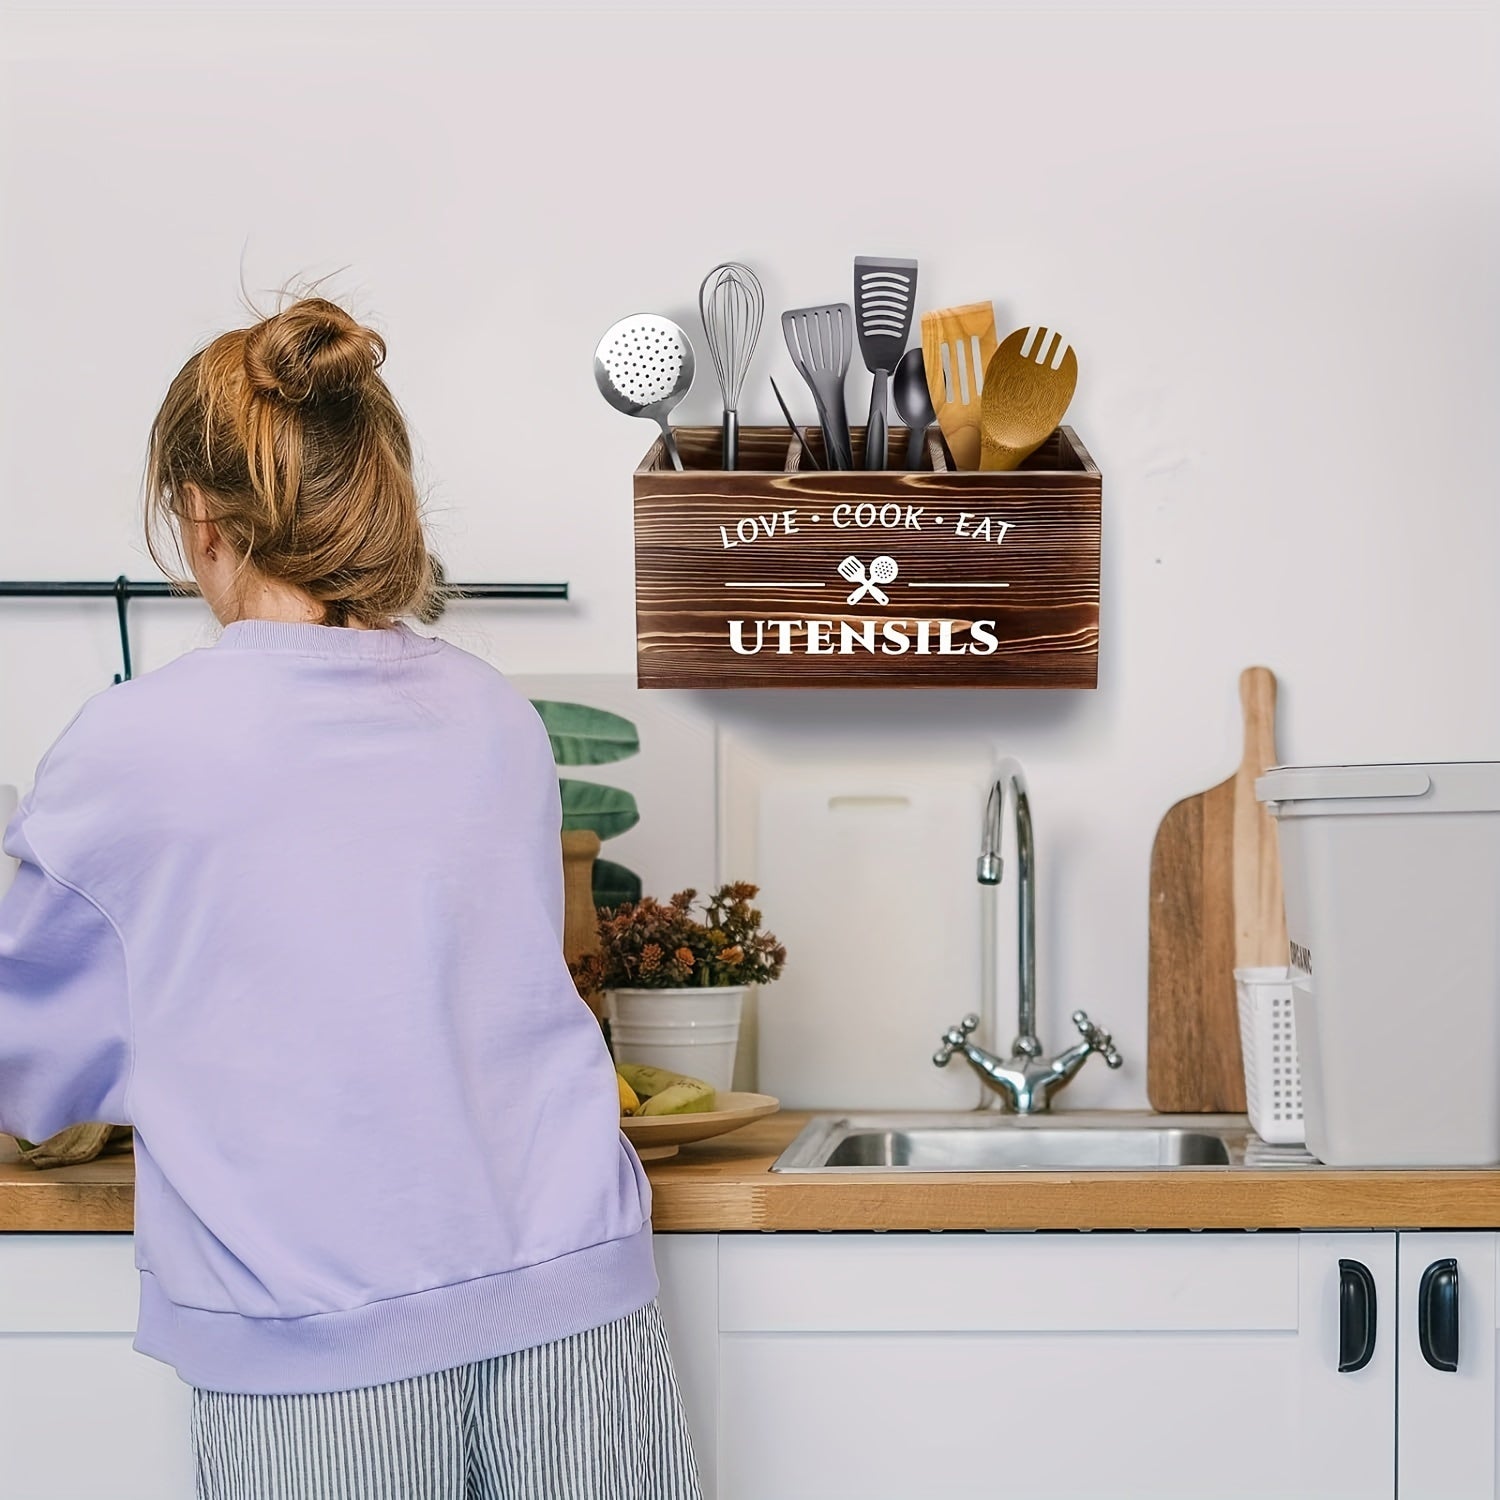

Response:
(0, 1235), (195, 1498)
(716, 1232), (1395, 1500)
(654, 1233), (720, 1499)
(1397, 1231), (1497, 1499)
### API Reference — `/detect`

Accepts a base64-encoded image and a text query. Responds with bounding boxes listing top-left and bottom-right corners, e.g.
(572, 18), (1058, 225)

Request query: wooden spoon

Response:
(979, 326), (1079, 471)
(920, 302), (997, 471)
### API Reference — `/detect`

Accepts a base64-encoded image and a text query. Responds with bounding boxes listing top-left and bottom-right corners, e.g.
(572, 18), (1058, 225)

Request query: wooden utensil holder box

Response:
(632, 425), (1101, 689)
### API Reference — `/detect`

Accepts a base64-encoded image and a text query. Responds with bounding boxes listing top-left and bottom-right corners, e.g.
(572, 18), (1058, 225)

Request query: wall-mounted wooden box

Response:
(632, 425), (1100, 689)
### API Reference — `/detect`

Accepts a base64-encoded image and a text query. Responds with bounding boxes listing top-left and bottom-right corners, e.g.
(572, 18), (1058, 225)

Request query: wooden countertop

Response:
(0, 1133), (135, 1231)
(641, 1113), (1500, 1231)
(6, 1115), (1500, 1233)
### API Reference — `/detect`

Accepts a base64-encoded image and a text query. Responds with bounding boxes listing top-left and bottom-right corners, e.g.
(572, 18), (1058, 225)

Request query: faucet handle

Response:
(933, 1013), (981, 1067)
(1072, 1010), (1123, 1069)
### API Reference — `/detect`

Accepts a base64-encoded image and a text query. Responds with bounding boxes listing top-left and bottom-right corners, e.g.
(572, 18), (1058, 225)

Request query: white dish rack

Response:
(1235, 966), (1304, 1146)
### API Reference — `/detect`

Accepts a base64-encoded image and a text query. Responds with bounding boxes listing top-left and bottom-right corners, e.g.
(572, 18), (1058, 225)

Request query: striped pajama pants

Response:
(190, 1301), (702, 1500)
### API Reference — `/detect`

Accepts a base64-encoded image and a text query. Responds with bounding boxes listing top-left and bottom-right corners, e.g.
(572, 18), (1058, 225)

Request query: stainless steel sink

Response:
(771, 1111), (1307, 1172)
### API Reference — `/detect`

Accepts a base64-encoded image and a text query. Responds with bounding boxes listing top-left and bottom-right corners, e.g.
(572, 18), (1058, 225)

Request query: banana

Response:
(617, 1073), (641, 1117)
(616, 1062), (718, 1116)
(617, 1062), (691, 1100)
(638, 1078), (717, 1116)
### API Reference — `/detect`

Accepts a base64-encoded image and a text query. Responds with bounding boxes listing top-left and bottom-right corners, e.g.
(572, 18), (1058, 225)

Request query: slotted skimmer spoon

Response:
(920, 302), (998, 471)
(782, 304), (854, 470)
(594, 314), (696, 471)
(979, 326), (1079, 471)
(854, 256), (918, 471)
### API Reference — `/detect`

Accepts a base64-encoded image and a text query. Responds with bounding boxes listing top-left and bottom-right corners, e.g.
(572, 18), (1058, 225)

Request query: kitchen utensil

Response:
(769, 376), (822, 469)
(980, 326), (1079, 471)
(1147, 666), (1286, 1113)
(920, 301), (998, 471)
(594, 314), (696, 471)
(1235, 966), (1302, 1145)
(892, 347), (939, 469)
(836, 556), (865, 591)
(621, 1091), (781, 1160)
(838, 554), (898, 606)
(699, 262), (764, 470)
(853, 255), (918, 471)
(781, 304), (854, 470)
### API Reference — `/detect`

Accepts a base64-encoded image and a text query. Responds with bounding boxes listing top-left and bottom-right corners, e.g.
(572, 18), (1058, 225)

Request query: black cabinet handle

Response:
(1418, 1258), (1460, 1372)
(1338, 1258), (1378, 1373)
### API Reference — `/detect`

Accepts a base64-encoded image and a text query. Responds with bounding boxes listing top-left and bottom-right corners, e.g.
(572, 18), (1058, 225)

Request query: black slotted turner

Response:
(853, 256), (918, 470)
(781, 304), (855, 470)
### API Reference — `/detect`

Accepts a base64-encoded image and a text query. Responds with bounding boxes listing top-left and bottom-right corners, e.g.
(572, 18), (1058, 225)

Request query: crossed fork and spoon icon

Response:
(838, 554), (898, 605)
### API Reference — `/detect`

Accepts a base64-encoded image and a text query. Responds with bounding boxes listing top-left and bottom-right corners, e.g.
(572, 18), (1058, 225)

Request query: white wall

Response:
(2, 1), (1497, 1105)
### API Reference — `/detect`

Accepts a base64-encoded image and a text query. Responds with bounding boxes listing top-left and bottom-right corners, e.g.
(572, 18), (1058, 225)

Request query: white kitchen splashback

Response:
(722, 742), (990, 1109)
(0, 785), (17, 897)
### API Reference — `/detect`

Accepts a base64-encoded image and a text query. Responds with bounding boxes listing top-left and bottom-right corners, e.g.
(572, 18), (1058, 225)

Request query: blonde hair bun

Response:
(147, 288), (436, 628)
(242, 297), (386, 407)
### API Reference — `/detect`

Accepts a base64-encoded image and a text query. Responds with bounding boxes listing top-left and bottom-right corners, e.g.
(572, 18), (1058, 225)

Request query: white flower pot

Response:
(607, 985), (747, 1093)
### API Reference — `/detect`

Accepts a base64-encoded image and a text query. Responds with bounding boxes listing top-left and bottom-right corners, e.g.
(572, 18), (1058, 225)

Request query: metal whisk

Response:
(698, 261), (764, 470)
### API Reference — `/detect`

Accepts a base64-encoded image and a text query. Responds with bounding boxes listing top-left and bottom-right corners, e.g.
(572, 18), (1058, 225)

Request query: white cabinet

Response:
(654, 1231), (721, 1494)
(3, 1228), (1498, 1500)
(1397, 1232), (1499, 1500)
(712, 1232), (1395, 1500)
(0, 1235), (194, 1499)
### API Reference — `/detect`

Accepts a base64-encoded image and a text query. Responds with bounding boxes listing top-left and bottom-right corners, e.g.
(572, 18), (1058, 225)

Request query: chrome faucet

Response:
(933, 759), (1122, 1113)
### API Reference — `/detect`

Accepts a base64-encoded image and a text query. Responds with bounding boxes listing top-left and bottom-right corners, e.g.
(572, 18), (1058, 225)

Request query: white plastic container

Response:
(1234, 966), (1304, 1145)
(1258, 762), (1500, 1167)
(607, 985), (747, 1093)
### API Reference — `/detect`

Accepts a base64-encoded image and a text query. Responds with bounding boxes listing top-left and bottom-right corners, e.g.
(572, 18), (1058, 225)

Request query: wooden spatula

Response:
(980, 326), (1079, 471)
(920, 302), (997, 471)
(1147, 666), (1288, 1113)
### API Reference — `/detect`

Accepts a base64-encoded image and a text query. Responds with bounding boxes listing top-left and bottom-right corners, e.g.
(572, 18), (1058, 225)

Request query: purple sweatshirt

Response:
(0, 620), (655, 1393)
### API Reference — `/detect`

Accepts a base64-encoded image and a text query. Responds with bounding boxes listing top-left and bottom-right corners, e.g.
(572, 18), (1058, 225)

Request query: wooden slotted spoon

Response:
(920, 302), (998, 471)
(979, 326), (1078, 471)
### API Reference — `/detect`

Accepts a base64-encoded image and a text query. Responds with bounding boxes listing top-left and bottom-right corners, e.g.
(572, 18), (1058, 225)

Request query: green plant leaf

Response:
(530, 701), (639, 766)
(559, 779), (640, 840)
(592, 858), (642, 910)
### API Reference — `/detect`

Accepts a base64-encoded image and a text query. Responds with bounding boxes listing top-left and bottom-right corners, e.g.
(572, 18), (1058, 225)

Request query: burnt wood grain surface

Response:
(633, 425), (1101, 689)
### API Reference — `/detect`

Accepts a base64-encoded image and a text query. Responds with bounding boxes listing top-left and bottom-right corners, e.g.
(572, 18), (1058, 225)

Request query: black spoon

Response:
(893, 347), (939, 470)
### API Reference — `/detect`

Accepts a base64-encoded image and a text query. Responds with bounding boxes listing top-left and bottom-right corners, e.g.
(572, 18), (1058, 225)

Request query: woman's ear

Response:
(181, 484), (223, 562)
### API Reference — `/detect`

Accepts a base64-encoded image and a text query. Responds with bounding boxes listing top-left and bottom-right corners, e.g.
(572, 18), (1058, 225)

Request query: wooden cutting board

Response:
(1147, 666), (1288, 1112)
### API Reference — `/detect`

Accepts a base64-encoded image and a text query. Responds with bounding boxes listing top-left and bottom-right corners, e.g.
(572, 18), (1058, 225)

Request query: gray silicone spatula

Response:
(781, 304), (854, 470)
(853, 256), (918, 471)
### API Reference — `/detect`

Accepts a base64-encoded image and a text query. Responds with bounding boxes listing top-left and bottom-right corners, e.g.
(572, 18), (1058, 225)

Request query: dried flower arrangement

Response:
(570, 882), (787, 999)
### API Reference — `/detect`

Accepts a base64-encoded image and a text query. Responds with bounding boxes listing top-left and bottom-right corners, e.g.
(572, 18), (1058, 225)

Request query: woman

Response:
(0, 294), (701, 1499)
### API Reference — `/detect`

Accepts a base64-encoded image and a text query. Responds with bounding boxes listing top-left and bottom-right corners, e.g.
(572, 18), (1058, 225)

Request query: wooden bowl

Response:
(622, 1092), (780, 1160)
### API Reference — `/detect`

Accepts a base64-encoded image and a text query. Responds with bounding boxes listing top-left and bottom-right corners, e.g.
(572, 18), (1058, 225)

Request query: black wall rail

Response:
(0, 576), (570, 683)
